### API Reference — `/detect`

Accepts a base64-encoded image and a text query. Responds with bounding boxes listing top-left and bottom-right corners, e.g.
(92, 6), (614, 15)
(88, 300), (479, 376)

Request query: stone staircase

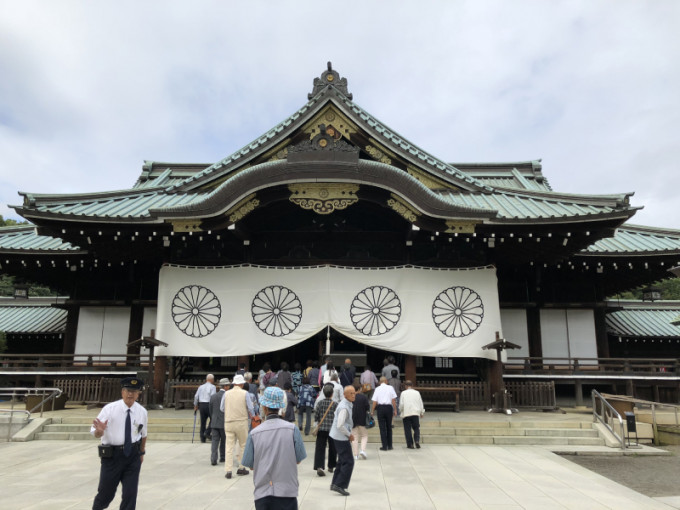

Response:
(34, 415), (605, 446)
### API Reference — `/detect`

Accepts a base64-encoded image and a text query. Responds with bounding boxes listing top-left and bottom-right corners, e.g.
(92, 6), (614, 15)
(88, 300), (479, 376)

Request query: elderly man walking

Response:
(371, 376), (397, 450)
(399, 380), (425, 449)
(194, 374), (216, 443)
(329, 385), (356, 496)
(221, 374), (254, 479)
(241, 386), (307, 510)
(209, 378), (230, 465)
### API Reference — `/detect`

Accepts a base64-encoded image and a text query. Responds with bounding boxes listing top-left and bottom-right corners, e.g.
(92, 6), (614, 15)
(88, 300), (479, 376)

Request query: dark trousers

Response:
(198, 402), (210, 442)
(210, 427), (226, 463)
(331, 439), (354, 490)
(255, 496), (298, 510)
(92, 450), (141, 510)
(402, 415), (420, 447)
(377, 404), (393, 448)
(313, 430), (337, 470)
(297, 406), (313, 435)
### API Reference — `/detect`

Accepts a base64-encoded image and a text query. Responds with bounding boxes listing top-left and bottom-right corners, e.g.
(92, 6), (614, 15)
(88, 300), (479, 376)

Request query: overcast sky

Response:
(1, 1), (678, 229)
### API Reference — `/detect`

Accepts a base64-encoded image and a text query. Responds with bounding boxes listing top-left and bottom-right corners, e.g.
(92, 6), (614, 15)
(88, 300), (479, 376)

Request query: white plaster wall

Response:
(75, 307), (131, 356)
(500, 309), (529, 358)
(540, 308), (597, 364)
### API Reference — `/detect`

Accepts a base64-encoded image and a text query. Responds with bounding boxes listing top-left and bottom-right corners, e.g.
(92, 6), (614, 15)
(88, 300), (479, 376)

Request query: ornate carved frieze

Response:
(227, 194), (260, 223)
(171, 220), (203, 233)
(406, 165), (452, 191)
(288, 183), (359, 215)
(445, 220), (478, 234)
(386, 195), (420, 223)
(303, 105), (358, 141)
(365, 145), (392, 165)
(268, 147), (289, 162)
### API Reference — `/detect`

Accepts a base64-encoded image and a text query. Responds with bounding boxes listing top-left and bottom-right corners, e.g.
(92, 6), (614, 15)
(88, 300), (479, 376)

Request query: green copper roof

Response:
(582, 225), (680, 255)
(438, 190), (630, 222)
(606, 307), (680, 338)
(0, 226), (81, 253)
(0, 302), (67, 334)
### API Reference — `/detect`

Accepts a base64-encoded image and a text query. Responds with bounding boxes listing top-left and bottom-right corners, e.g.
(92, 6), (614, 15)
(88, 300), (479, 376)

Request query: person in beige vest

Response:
(220, 374), (254, 479)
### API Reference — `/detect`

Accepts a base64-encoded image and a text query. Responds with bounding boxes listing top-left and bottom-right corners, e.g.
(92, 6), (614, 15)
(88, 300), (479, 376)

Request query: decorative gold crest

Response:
(289, 183), (359, 215)
(445, 220), (478, 234)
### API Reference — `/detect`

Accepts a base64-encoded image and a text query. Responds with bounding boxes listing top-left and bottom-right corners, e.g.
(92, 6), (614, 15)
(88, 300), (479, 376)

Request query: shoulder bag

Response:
(311, 401), (335, 437)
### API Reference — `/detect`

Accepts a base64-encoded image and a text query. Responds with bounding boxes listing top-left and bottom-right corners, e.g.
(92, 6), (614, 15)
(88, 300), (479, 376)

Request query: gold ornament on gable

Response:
(289, 183), (359, 215)
(228, 195), (261, 223)
(445, 220), (478, 234)
(386, 197), (420, 223)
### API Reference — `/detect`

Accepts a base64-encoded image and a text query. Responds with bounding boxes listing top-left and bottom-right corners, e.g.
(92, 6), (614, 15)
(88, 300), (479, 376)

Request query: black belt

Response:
(377, 404), (393, 407)
(110, 440), (141, 451)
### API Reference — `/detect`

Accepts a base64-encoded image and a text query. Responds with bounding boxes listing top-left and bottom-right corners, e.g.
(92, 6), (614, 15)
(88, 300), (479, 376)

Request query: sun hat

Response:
(260, 386), (286, 409)
(232, 374), (246, 385)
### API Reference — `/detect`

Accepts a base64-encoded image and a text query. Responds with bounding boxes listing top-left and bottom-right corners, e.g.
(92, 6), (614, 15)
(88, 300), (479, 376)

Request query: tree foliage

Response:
(610, 277), (680, 300)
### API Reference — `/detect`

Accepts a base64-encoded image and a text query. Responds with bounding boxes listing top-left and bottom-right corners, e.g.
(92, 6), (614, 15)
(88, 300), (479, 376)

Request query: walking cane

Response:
(191, 410), (197, 444)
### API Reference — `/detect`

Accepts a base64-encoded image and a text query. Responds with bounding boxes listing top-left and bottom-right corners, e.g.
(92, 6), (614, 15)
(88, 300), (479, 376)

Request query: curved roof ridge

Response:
(333, 91), (492, 193)
(167, 95), (325, 193)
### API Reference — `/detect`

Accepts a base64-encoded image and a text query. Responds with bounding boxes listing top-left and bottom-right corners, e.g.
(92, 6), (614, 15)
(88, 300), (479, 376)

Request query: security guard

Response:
(91, 377), (148, 510)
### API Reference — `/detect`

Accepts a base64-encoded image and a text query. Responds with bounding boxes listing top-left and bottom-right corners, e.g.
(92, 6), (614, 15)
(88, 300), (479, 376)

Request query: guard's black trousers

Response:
(92, 449), (141, 510)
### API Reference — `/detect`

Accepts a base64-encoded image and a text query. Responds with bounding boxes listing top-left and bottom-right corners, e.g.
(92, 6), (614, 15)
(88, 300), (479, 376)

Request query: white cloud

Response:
(0, 0), (678, 229)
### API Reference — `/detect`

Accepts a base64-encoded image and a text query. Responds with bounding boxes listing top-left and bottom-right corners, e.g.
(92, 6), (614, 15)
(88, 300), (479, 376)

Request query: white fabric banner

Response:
(155, 265), (503, 360)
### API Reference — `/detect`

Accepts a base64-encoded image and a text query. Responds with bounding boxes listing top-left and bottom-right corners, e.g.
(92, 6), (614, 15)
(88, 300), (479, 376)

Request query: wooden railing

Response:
(0, 353), (147, 373)
(505, 357), (680, 376)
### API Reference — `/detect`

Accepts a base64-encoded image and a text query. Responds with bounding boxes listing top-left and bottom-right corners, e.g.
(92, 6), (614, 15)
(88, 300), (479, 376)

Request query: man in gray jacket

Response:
(241, 386), (306, 510)
(329, 385), (356, 496)
(208, 378), (229, 465)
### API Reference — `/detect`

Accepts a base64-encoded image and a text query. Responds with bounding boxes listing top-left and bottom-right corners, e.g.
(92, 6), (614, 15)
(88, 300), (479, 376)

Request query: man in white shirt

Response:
(329, 372), (343, 403)
(194, 374), (216, 443)
(370, 377), (397, 451)
(91, 377), (148, 510)
(398, 380), (425, 449)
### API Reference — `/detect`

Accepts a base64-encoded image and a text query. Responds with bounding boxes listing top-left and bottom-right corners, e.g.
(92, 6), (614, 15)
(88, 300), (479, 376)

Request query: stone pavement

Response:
(2, 438), (679, 510)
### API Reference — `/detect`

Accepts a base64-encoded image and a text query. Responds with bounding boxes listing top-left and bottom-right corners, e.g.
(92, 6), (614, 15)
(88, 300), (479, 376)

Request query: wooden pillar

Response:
(237, 355), (249, 371)
(593, 307), (610, 358)
(404, 355), (416, 385)
(126, 304), (144, 356)
(574, 380), (583, 407)
(488, 359), (503, 397)
(154, 356), (168, 405)
(526, 307), (543, 365)
(62, 306), (80, 355)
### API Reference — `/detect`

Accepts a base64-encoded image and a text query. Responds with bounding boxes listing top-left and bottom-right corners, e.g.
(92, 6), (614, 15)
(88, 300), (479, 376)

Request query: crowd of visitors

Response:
(189, 354), (423, 506)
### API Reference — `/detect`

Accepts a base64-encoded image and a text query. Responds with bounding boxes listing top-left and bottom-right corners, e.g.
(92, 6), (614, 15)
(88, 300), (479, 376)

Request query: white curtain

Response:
(155, 264), (503, 360)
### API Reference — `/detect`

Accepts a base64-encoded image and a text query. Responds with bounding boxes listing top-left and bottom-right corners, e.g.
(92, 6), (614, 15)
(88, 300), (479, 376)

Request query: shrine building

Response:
(2, 63), (680, 403)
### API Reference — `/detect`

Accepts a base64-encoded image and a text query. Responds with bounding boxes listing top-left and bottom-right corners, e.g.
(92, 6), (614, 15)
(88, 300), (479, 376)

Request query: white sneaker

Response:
(359, 451), (367, 459)
(354, 455), (359, 460)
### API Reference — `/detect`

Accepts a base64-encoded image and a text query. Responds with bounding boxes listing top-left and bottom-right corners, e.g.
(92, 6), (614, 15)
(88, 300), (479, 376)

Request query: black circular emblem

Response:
(432, 286), (484, 338)
(172, 285), (221, 338)
(252, 285), (302, 337)
(350, 286), (401, 336)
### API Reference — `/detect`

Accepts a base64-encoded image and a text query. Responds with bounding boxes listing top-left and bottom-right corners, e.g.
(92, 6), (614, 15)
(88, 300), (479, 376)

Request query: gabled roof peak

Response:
(308, 62), (353, 100)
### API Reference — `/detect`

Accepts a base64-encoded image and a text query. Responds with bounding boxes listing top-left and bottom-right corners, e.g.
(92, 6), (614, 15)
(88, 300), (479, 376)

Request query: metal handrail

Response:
(0, 387), (63, 442)
(591, 389), (626, 450)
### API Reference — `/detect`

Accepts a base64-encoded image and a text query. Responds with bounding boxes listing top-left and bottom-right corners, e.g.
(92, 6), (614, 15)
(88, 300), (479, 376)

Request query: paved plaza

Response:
(2, 437), (680, 510)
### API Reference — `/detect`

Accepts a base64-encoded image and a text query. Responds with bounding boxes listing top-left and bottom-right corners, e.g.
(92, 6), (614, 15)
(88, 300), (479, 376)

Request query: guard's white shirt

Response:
(372, 383), (397, 405)
(90, 399), (148, 445)
(399, 388), (425, 417)
(194, 381), (216, 405)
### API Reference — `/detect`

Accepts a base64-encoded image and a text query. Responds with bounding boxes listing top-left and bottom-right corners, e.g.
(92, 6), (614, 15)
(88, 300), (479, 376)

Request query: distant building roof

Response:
(0, 297), (68, 334)
(605, 301), (680, 338)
